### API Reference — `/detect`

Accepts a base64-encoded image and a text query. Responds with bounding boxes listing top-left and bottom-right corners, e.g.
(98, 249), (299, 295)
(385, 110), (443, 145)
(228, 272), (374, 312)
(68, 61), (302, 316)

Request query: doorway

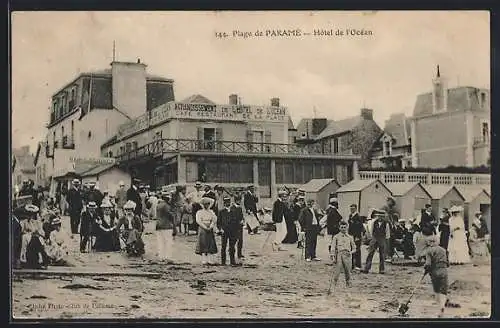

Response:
(204, 128), (215, 150)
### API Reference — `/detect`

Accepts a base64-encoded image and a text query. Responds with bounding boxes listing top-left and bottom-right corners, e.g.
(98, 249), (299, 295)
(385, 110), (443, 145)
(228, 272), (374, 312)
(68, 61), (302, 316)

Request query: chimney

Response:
(229, 94), (239, 105)
(270, 97), (280, 107)
(360, 108), (373, 120)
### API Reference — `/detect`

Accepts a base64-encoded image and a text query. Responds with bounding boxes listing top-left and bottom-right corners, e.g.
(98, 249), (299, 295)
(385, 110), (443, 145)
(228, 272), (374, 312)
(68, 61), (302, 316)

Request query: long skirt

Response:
(195, 228), (218, 255)
(448, 231), (471, 264)
(282, 217), (298, 244)
(469, 239), (489, 260)
(274, 220), (288, 245)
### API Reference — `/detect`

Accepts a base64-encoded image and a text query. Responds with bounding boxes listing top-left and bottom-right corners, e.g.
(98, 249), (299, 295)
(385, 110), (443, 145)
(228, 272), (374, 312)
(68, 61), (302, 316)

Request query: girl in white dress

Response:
(195, 197), (218, 265)
(447, 206), (471, 265)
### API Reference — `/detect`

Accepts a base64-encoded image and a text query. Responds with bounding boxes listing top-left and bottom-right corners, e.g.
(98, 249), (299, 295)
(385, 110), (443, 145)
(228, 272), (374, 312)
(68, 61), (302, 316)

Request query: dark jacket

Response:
(126, 187), (142, 215)
(203, 190), (217, 211)
(156, 199), (175, 230)
(217, 207), (241, 236)
(66, 187), (84, 213)
(326, 205), (343, 235)
(421, 211), (437, 234)
(272, 199), (287, 223)
(230, 204), (245, 231)
(243, 191), (258, 214)
(80, 210), (99, 236)
(372, 218), (389, 240)
(348, 212), (364, 239)
(84, 189), (104, 207)
(116, 215), (144, 233)
(298, 207), (320, 232)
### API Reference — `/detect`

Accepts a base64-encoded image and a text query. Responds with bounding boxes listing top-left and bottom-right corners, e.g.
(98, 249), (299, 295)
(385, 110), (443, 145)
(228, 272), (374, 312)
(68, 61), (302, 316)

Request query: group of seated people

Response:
(11, 198), (147, 269)
(12, 204), (72, 269)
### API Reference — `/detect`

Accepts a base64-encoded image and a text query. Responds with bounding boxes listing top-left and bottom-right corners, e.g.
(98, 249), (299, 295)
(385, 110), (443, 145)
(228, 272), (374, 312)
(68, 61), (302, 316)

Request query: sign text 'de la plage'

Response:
(117, 102), (288, 137)
(69, 157), (116, 165)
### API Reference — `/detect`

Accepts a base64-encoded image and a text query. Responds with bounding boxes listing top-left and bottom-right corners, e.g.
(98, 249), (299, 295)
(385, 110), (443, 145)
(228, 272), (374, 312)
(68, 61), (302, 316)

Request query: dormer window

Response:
(482, 121), (489, 143)
(481, 92), (486, 108)
(381, 134), (393, 156)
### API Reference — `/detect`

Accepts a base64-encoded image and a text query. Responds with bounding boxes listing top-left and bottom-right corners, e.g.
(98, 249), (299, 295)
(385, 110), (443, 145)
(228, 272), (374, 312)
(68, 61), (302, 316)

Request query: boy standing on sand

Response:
(330, 221), (356, 289)
(423, 235), (449, 318)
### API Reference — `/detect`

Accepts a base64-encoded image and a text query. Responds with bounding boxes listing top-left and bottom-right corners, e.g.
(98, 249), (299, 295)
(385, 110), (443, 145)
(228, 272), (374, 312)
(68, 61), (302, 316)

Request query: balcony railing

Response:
(114, 138), (357, 163)
(473, 137), (489, 148)
(357, 171), (490, 186)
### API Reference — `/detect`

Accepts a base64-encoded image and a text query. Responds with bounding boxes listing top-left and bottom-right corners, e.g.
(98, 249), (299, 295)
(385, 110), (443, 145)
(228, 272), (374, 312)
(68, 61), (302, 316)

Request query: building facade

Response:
(35, 60), (175, 194)
(370, 113), (412, 169)
(309, 108), (383, 168)
(12, 146), (35, 189)
(101, 94), (360, 201)
(410, 66), (490, 168)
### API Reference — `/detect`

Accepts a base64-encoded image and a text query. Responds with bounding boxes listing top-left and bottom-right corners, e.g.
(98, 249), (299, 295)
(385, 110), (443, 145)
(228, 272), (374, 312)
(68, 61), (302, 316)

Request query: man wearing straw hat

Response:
(361, 209), (390, 274)
(298, 199), (322, 262)
(66, 178), (84, 235)
(116, 200), (145, 256)
(80, 201), (98, 253)
(272, 189), (289, 251)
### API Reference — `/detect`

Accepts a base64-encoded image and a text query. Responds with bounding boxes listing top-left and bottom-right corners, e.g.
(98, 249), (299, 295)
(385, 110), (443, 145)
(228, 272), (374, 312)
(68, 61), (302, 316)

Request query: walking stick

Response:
(398, 272), (428, 315)
(326, 257), (337, 295)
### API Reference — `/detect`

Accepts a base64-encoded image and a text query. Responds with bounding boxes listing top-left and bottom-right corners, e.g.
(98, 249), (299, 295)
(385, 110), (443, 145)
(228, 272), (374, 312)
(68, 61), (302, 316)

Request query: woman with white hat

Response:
(195, 197), (218, 265)
(115, 200), (145, 256)
(93, 200), (120, 252)
(46, 215), (73, 266)
(21, 205), (50, 269)
(447, 205), (470, 264)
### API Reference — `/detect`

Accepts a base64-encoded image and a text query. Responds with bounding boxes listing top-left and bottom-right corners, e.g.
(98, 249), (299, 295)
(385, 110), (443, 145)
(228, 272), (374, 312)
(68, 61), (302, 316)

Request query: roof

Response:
(413, 86), (489, 117)
(80, 163), (117, 177)
(301, 179), (340, 193)
(455, 186), (490, 202)
(295, 118), (334, 139)
(382, 113), (411, 147)
(12, 147), (35, 172)
(385, 182), (429, 197)
(423, 185), (462, 200)
(315, 116), (361, 140)
(180, 94), (216, 104)
(337, 179), (385, 193)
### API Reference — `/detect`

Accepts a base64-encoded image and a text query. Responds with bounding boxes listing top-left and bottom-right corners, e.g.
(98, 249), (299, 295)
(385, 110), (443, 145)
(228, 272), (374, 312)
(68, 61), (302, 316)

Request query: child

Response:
(423, 235), (449, 318)
(330, 221), (356, 288)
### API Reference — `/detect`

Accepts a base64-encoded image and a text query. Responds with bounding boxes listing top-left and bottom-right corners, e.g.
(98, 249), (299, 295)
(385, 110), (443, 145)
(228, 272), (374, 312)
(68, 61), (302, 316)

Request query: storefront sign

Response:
(117, 102), (288, 139)
(69, 157), (116, 165)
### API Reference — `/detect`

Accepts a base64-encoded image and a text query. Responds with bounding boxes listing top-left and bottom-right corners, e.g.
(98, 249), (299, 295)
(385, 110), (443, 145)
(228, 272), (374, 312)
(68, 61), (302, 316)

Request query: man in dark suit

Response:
(218, 196), (242, 266)
(420, 204), (437, 235)
(66, 179), (84, 235)
(298, 199), (322, 262)
(325, 198), (343, 237)
(243, 185), (259, 234)
(231, 194), (246, 259)
(347, 204), (364, 270)
(80, 201), (99, 252)
(127, 178), (143, 217)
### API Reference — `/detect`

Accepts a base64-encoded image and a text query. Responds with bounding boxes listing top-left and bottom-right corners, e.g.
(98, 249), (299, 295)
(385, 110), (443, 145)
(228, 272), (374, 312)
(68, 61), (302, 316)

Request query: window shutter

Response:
(246, 130), (254, 152)
(215, 127), (223, 151)
(197, 127), (204, 150)
(264, 131), (272, 152)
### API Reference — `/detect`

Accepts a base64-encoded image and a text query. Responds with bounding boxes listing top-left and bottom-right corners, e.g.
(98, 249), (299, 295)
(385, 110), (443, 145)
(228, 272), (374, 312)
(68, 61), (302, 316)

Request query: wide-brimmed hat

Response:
(329, 197), (338, 204)
(475, 211), (482, 216)
(119, 181), (125, 186)
(373, 209), (386, 216)
(123, 200), (137, 210)
(87, 201), (97, 209)
(263, 207), (271, 212)
(194, 181), (202, 188)
(200, 197), (214, 206)
(278, 189), (288, 196)
(223, 196), (231, 202)
(297, 195), (305, 200)
(297, 189), (305, 193)
(72, 179), (81, 185)
(25, 204), (40, 214)
(349, 204), (357, 208)
(450, 205), (463, 213)
(51, 216), (62, 225)
(100, 200), (113, 208)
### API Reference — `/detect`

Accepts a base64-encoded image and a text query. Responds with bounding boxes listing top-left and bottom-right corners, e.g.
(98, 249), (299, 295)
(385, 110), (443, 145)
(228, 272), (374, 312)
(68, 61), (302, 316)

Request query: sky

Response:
(11, 11), (490, 153)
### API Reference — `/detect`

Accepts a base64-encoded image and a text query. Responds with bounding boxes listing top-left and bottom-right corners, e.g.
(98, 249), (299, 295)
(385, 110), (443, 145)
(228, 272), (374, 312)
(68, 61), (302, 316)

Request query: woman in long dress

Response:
(45, 216), (74, 266)
(195, 197), (218, 265)
(447, 206), (470, 265)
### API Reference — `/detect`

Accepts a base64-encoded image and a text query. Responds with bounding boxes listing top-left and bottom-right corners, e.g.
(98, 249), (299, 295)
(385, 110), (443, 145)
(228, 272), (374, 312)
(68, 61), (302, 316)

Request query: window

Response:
(384, 141), (392, 156)
(132, 141), (138, 149)
(88, 131), (92, 139)
(481, 93), (486, 108)
(120, 146), (124, 154)
(71, 121), (74, 142)
(61, 94), (66, 114)
(61, 126), (65, 139)
(125, 143), (131, 152)
(333, 138), (339, 153)
(482, 122), (489, 143)
(108, 151), (113, 157)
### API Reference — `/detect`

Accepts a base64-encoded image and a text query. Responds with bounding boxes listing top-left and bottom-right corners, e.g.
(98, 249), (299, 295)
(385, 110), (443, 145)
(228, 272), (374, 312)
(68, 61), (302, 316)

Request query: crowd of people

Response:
(11, 178), (490, 316)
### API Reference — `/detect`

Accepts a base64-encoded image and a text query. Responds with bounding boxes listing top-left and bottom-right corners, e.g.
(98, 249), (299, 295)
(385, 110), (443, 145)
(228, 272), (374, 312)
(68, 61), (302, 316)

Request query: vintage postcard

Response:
(10, 11), (491, 320)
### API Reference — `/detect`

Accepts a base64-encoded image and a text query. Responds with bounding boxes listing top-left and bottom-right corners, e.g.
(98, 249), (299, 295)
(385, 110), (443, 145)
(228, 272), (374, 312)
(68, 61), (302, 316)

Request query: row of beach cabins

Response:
(299, 178), (491, 231)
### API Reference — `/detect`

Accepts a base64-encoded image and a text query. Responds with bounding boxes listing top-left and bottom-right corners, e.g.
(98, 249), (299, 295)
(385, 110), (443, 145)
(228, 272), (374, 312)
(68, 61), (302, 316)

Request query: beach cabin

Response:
(456, 186), (491, 231)
(385, 182), (432, 222)
(422, 185), (465, 219)
(336, 179), (392, 219)
(300, 179), (341, 210)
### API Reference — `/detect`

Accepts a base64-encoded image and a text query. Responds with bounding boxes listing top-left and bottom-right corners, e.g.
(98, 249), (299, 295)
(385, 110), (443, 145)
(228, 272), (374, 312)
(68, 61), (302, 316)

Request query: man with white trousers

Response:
(155, 190), (175, 264)
(272, 189), (289, 251)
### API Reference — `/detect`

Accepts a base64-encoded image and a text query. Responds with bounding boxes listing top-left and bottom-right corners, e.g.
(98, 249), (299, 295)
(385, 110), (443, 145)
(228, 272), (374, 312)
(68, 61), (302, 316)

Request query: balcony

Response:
(357, 170), (490, 186)
(473, 137), (489, 148)
(62, 136), (75, 149)
(114, 138), (359, 163)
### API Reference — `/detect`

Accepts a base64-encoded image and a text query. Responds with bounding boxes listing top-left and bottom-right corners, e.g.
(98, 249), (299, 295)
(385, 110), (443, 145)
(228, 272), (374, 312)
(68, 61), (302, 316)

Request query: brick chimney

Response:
(229, 94), (239, 105)
(360, 108), (374, 120)
(270, 97), (280, 107)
